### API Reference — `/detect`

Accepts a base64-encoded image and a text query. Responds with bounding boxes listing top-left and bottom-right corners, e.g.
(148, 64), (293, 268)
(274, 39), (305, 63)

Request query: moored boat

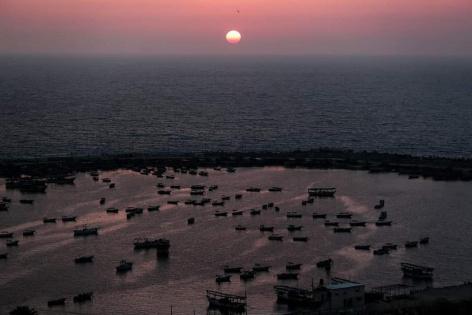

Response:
(116, 260), (133, 273)
(23, 229), (35, 236)
(74, 255), (94, 264)
(216, 274), (231, 283)
(401, 262), (433, 280)
(308, 187), (336, 197)
(73, 292), (93, 303)
(268, 234), (283, 241)
(277, 272), (299, 280)
(48, 298), (66, 307)
(252, 263), (271, 272)
(43, 217), (57, 223)
(73, 226), (98, 237)
(206, 290), (246, 312)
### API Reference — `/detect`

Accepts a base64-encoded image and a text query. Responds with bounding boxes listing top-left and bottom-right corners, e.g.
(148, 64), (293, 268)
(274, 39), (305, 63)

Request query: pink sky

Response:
(1, 0), (471, 55)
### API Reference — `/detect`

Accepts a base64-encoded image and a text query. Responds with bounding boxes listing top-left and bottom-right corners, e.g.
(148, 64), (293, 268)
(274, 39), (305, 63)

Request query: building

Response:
(325, 277), (365, 312)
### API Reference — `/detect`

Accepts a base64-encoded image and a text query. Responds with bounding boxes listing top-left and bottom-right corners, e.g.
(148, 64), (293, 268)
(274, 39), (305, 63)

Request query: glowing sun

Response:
(226, 30), (241, 44)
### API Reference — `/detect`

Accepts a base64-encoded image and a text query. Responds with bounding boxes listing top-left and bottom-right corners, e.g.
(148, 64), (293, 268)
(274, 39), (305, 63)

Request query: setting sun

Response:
(225, 30), (241, 44)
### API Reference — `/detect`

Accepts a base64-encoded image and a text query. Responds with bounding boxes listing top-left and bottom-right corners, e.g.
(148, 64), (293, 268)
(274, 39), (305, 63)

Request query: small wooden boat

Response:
(109, 183), (115, 188)
(214, 211), (228, 217)
(223, 266), (242, 273)
(235, 225), (247, 231)
(0, 231), (13, 238)
(333, 227), (352, 233)
(312, 213), (327, 219)
(6, 239), (19, 247)
(23, 229), (35, 236)
(374, 199), (385, 209)
(259, 225), (274, 232)
(293, 236), (309, 242)
(308, 187), (336, 197)
(252, 263), (271, 272)
(277, 272), (298, 280)
(221, 195), (231, 201)
(382, 243), (398, 250)
(187, 217), (195, 225)
(209, 185), (219, 191)
(246, 187), (261, 192)
(324, 221), (339, 227)
(126, 207), (143, 214)
(170, 185), (181, 189)
(116, 260), (133, 273)
(74, 226), (98, 237)
(286, 212), (302, 218)
(336, 212), (352, 219)
(354, 244), (371, 250)
(375, 221), (392, 226)
(19, 199), (34, 204)
(106, 207), (119, 213)
(147, 205), (160, 212)
(235, 194), (243, 199)
(250, 209), (261, 215)
(62, 216), (77, 222)
(420, 237), (430, 244)
(231, 210), (243, 216)
(350, 220), (366, 227)
(102, 178), (111, 183)
(99, 197), (106, 205)
(268, 234), (283, 241)
(287, 225), (302, 232)
(43, 217), (57, 223)
(73, 292), (93, 303)
(240, 270), (255, 281)
(405, 241), (419, 248)
(268, 187), (282, 192)
(373, 248), (389, 255)
(0, 253), (7, 259)
(74, 255), (94, 264)
(48, 298), (66, 307)
(156, 183), (165, 188)
(286, 262), (302, 270)
(157, 190), (171, 195)
(216, 274), (231, 283)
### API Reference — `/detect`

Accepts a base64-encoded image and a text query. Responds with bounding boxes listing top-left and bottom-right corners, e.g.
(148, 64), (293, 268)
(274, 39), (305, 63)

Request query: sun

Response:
(226, 30), (241, 44)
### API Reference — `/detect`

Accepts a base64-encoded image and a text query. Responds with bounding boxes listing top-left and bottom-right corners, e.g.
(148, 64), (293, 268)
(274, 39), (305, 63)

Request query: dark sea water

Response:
(2, 168), (472, 314)
(0, 55), (472, 158)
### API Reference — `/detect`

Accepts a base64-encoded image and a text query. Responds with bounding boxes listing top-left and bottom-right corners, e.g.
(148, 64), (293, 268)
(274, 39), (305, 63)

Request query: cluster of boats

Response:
(354, 237), (430, 255)
(47, 292), (93, 307)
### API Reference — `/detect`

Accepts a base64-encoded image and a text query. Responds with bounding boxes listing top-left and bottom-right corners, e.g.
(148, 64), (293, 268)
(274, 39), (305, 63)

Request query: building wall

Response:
(329, 285), (365, 311)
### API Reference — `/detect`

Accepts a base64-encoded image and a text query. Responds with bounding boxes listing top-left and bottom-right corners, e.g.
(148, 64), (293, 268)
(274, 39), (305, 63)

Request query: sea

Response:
(0, 55), (471, 159)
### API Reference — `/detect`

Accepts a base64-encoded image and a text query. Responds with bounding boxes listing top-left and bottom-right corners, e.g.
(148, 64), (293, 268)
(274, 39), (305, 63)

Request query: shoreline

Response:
(1, 148), (472, 181)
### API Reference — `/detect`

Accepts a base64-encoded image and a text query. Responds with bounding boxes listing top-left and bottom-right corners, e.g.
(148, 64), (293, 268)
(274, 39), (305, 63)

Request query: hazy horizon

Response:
(1, 0), (471, 56)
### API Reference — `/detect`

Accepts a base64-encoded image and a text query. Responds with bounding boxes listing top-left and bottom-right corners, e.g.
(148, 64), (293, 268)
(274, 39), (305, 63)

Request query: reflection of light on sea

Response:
(240, 236), (269, 256)
(334, 245), (374, 277)
(339, 195), (369, 214)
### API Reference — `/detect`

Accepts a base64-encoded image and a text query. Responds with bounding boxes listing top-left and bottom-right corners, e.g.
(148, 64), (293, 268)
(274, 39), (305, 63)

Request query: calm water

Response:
(1, 168), (472, 314)
(0, 55), (472, 158)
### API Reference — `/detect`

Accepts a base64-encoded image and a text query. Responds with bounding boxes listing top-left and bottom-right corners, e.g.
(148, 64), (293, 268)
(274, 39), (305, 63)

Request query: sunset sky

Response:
(1, 0), (471, 55)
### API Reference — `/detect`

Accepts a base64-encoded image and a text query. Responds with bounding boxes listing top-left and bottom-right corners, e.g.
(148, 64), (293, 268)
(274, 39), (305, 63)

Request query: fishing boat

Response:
(336, 212), (353, 219)
(167, 200), (179, 205)
(191, 185), (205, 190)
(312, 213), (327, 219)
(382, 243), (398, 250)
(102, 178), (111, 183)
(286, 262), (302, 270)
(324, 221), (339, 227)
(287, 225), (303, 231)
(252, 263), (271, 272)
(6, 239), (19, 247)
(235, 194), (243, 199)
(0, 231), (13, 238)
(209, 185), (219, 191)
(73, 226), (98, 237)
(157, 190), (171, 195)
(354, 244), (371, 250)
(106, 207), (119, 213)
(74, 255), (94, 264)
(187, 217), (195, 225)
(246, 187), (261, 192)
(214, 211), (228, 217)
(116, 260), (133, 273)
(250, 209), (261, 215)
(333, 227), (352, 233)
(375, 220), (392, 226)
(373, 248), (389, 255)
(43, 217), (57, 223)
(0, 253), (7, 259)
(109, 183), (115, 188)
(293, 236), (309, 242)
(378, 211), (388, 221)
(126, 207), (143, 214)
(223, 266), (242, 273)
(19, 199), (34, 204)
(405, 241), (419, 248)
(133, 238), (160, 250)
(268, 234), (283, 241)
(420, 237), (430, 244)
(73, 292), (93, 303)
(147, 205), (160, 212)
(215, 274), (231, 283)
(221, 195), (231, 201)
(212, 201), (225, 206)
(401, 262), (434, 280)
(23, 229), (35, 236)
(240, 270), (255, 281)
(308, 187), (336, 197)
(350, 220), (366, 227)
(206, 290), (246, 312)
(48, 298), (66, 307)
(277, 272), (299, 280)
(99, 197), (106, 205)
(170, 185), (181, 189)
(235, 225), (247, 231)
(259, 225), (274, 232)
(231, 210), (243, 216)
(62, 215), (77, 222)
(286, 211), (302, 218)
(268, 187), (282, 192)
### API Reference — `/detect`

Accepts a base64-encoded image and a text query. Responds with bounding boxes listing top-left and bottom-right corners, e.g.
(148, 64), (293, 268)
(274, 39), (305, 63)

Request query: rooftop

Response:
(326, 278), (364, 290)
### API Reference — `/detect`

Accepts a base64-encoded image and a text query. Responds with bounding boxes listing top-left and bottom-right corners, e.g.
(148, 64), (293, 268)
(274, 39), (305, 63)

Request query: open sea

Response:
(0, 55), (472, 158)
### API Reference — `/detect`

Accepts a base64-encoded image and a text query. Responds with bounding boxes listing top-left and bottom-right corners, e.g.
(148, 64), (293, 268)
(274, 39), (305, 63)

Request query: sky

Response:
(1, 0), (471, 55)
